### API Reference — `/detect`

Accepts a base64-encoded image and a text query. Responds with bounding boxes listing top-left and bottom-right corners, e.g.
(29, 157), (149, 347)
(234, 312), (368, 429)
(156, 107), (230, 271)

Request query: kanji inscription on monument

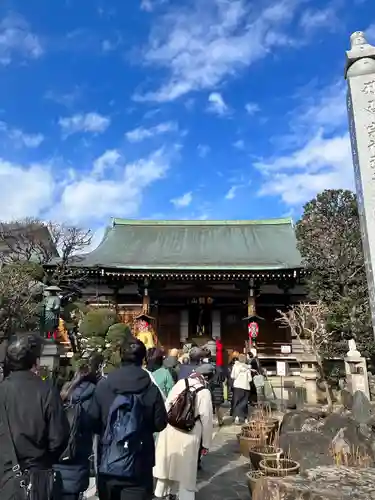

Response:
(345, 32), (375, 339)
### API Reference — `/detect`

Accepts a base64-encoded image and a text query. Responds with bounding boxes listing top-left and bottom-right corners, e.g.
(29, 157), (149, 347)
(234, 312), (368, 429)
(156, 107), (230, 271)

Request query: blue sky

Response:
(0, 0), (374, 244)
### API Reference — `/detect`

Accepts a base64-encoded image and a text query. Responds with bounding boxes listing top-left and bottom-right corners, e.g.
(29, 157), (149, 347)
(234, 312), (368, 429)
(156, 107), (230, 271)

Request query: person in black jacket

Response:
(0, 333), (70, 500)
(209, 368), (225, 426)
(88, 336), (167, 500)
(54, 354), (103, 500)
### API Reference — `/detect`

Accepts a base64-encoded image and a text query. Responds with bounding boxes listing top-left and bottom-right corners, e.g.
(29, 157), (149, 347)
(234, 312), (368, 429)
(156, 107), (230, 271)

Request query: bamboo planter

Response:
(249, 445), (283, 470)
(259, 458), (300, 477)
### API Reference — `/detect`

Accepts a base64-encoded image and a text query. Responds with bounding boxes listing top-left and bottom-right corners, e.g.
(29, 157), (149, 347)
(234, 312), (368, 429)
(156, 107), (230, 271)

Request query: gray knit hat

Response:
(196, 363), (216, 377)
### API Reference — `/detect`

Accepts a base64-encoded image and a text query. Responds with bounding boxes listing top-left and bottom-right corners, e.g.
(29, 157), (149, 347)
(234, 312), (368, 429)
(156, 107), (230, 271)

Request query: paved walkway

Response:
(85, 424), (249, 499)
(197, 425), (249, 500)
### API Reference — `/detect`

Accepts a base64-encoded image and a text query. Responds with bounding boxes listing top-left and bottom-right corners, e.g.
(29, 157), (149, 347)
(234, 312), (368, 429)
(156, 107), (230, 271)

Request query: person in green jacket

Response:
(146, 347), (175, 398)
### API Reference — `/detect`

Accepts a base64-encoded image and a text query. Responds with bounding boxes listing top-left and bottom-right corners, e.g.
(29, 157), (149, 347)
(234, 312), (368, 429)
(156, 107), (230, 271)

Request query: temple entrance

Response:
(188, 300), (213, 341)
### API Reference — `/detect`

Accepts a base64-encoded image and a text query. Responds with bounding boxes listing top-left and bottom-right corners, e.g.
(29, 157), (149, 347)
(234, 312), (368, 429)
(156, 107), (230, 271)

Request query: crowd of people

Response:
(0, 333), (266, 500)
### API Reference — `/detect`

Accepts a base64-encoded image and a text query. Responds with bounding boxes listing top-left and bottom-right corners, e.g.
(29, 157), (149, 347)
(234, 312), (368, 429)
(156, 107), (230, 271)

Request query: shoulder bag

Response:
(0, 383), (61, 500)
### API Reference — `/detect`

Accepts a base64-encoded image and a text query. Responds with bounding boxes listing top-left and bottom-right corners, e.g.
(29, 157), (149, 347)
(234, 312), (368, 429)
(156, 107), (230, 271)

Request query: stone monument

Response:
(344, 339), (370, 399)
(345, 32), (375, 339)
(300, 354), (319, 405)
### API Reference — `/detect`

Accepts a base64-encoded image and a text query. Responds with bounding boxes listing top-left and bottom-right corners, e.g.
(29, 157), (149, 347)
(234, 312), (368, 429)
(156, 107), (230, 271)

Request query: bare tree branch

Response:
(277, 302), (334, 410)
(0, 264), (41, 338)
(0, 218), (92, 292)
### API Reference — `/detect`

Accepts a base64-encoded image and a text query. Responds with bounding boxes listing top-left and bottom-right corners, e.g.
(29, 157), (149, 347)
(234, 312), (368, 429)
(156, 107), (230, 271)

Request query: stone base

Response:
(253, 466), (375, 499)
(345, 357), (370, 399)
(40, 340), (65, 371)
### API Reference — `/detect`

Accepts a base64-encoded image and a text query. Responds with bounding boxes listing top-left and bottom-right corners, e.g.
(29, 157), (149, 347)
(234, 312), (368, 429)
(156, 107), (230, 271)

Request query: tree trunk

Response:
(316, 355), (333, 412)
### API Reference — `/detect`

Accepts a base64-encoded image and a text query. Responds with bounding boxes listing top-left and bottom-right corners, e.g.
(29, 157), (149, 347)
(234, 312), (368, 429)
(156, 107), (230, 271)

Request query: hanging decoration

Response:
(248, 321), (259, 339)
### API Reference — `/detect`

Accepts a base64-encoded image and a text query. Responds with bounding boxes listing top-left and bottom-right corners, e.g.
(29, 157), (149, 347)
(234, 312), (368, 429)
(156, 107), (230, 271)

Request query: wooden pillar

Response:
(212, 310), (221, 339)
(247, 278), (256, 317)
(142, 278), (150, 313)
(180, 310), (189, 344)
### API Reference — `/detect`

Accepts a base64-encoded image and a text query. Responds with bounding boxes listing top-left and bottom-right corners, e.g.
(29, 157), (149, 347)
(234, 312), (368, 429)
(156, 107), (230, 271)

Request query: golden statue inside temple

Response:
(134, 313), (157, 349)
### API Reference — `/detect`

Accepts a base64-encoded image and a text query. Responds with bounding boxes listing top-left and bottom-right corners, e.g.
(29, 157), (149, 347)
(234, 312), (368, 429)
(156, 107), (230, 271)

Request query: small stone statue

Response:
(347, 338), (361, 358)
(43, 285), (62, 337)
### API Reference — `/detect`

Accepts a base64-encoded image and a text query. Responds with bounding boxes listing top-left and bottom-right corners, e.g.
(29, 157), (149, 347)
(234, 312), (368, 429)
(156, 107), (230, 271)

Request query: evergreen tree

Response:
(295, 189), (375, 359)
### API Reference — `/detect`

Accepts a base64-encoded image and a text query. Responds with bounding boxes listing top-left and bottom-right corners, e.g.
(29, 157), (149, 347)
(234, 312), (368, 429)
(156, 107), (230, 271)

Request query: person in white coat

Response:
(231, 353), (252, 424)
(153, 364), (214, 500)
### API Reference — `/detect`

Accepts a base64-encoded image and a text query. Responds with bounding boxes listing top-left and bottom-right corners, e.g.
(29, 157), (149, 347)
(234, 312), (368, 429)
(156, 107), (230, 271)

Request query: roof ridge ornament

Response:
(345, 31), (375, 79)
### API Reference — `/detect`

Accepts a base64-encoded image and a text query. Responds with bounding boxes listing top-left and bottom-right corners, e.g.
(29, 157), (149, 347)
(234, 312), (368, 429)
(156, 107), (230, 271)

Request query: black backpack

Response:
(167, 379), (204, 432)
(59, 400), (83, 463)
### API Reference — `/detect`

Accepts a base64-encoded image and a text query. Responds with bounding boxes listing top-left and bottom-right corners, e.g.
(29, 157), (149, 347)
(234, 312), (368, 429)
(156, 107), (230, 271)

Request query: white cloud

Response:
(45, 87), (82, 108)
(207, 92), (228, 116)
(0, 122), (44, 148)
(297, 80), (346, 131)
(54, 148), (173, 225)
(59, 112), (110, 137)
(140, 0), (168, 11)
(135, 0), (300, 102)
(93, 149), (121, 177)
(0, 14), (43, 65)
(257, 135), (352, 205)
(257, 131), (350, 173)
(225, 186), (237, 200)
(256, 78), (354, 205)
(171, 191), (193, 208)
(299, 8), (337, 32)
(101, 33), (123, 53)
(0, 146), (176, 227)
(101, 40), (115, 52)
(197, 144), (210, 158)
(233, 139), (245, 150)
(125, 121), (178, 142)
(270, 80), (347, 151)
(245, 102), (260, 115)
(257, 131), (353, 205)
(0, 159), (54, 220)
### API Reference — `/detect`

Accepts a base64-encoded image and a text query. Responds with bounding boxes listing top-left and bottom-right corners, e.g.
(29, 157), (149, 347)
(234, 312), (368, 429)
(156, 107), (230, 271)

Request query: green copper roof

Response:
(112, 218), (293, 226)
(76, 218), (302, 271)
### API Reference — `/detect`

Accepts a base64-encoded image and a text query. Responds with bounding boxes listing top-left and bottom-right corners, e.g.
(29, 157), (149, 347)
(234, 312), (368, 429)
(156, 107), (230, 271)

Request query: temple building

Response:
(72, 218), (307, 363)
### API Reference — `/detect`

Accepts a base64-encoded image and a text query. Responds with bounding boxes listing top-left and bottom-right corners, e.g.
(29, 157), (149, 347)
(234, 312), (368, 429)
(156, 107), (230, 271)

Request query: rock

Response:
(341, 389), (353, 410)
(368, 373), (375, 401)
(279, 431), (333, 470)
(301, 418), (324, 432)
(280, 415), (375, 471)
(252, 466), (375, 499)
(322, 414), (358, 437)
(280, 410), (323, 434)
(322, 414), (374, 461)
(352, 390), (372, 424)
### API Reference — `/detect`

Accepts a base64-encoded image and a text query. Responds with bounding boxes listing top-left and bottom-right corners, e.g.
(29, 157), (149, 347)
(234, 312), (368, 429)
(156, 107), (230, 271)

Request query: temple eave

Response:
(83, 266), (307, 280)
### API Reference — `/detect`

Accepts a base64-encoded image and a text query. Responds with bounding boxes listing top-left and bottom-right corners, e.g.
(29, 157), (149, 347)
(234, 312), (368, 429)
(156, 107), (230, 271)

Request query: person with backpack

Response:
(153, 364), (213, 500)
(54, 355), (102, 500)
(0, 333), (70, 500)
(88, 336), (167, 500)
